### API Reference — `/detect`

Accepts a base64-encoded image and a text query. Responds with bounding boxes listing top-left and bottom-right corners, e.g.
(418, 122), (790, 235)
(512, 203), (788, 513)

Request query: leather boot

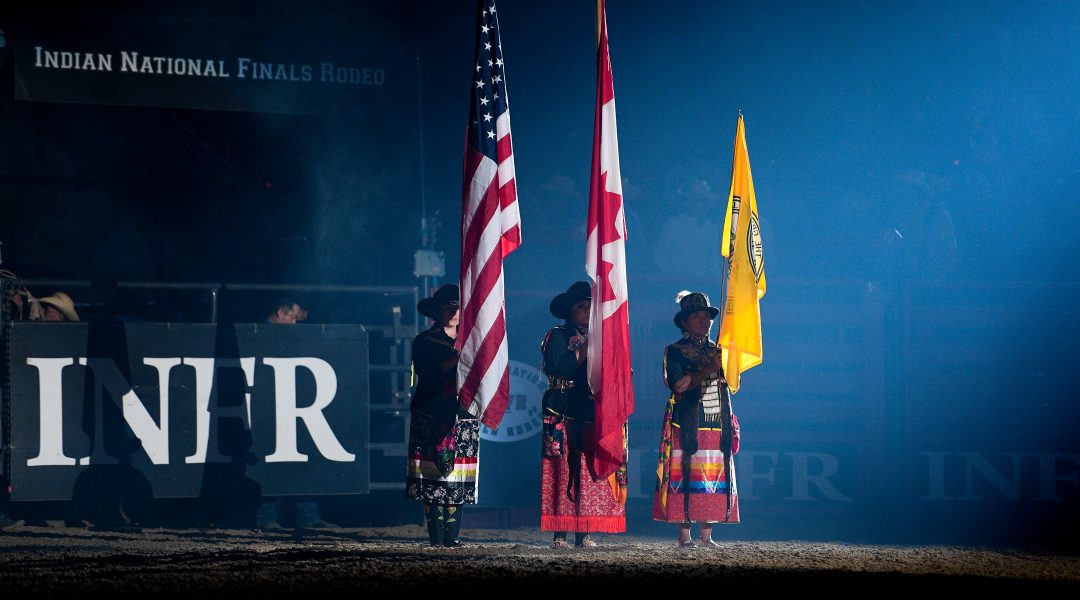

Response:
(296, 501), (337, 529)
(425, 503), (445, 547)
(443, 504), (462, 547)
(255, 501), (284, 531)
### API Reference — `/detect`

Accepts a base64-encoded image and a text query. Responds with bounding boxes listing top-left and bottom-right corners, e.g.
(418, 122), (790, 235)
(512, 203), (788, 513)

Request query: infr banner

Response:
(7, 322), (370, 500)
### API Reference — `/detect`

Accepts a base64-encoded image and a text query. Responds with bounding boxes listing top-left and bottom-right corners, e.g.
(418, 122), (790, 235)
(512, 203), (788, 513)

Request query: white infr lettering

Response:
(25, 358), (77, 467)
(263, 357), (355, 463)
(25, 357), (355, 467)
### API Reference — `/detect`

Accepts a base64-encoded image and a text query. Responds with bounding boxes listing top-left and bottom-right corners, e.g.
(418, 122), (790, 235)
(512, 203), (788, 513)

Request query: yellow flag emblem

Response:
(719, 115), (766, 394)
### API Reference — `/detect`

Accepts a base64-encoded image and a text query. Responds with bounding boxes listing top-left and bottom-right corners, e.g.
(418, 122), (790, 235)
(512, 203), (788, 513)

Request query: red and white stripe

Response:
(458, 110), (520, 430)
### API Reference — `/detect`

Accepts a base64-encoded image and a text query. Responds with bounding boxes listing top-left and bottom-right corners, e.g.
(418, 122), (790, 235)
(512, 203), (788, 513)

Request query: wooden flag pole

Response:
(596, 0), (602, 47)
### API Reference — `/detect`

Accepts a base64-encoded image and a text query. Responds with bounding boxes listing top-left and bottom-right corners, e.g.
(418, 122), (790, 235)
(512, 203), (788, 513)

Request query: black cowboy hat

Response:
(549, 281), (592, 320)
(417, 284), (460, 320)
(673, 290), (720, 328)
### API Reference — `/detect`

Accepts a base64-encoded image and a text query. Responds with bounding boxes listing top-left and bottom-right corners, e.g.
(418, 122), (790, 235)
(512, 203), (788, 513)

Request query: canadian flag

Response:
(585, 0), (633, 482)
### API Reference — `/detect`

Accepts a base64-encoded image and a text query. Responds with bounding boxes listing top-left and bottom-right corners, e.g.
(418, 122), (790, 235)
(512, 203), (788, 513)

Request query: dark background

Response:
(1, 0), (1078, 548)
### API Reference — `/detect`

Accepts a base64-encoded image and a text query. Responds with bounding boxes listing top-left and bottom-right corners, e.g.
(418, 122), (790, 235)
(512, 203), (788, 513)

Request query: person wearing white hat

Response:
(38, 292), (80, 322)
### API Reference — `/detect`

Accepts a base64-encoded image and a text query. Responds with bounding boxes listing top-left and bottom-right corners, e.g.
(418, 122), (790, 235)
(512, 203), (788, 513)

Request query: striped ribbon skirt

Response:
(653, 416), (739, 524)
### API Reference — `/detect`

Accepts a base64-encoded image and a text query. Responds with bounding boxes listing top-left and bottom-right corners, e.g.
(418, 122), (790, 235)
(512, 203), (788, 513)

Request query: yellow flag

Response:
(719, 115), (766, 394)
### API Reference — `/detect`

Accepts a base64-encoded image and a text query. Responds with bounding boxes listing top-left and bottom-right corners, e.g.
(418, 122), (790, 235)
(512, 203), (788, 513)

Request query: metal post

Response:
(0, 275), (10, 484)
(390, 305), (402, 403)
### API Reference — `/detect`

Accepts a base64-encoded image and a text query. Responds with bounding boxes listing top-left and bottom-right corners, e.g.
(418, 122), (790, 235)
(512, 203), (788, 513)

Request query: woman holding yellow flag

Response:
(653, 291), (740, 547)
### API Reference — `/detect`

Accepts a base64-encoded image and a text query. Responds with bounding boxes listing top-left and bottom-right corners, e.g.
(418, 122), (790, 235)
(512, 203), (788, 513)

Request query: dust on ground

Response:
(1, 523), (1077, 595)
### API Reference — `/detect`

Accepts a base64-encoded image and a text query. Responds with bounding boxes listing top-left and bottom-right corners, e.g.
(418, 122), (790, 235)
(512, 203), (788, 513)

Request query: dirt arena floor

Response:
(1, 523), (1078, 595)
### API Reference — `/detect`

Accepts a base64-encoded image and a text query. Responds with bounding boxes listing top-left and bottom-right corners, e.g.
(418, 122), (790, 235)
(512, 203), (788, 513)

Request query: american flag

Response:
(586, 0), (634, 482)
(457, 0), (520, 430)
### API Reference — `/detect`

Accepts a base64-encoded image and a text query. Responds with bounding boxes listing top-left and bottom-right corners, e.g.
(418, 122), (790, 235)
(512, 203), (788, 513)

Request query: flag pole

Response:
(717, 113), (742, 347)
(716, 114), (742, 522)
(415, 49), (434, 301)
(596, 0), (602, 47)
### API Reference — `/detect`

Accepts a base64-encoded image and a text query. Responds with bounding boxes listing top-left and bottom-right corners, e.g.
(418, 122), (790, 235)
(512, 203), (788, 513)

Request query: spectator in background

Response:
(38, 292), (80, 322)
(268, 298), (306, 325)
(256, 298), (338, 530)
(1, 270), (41, 321)
(1, 273), (75, 322)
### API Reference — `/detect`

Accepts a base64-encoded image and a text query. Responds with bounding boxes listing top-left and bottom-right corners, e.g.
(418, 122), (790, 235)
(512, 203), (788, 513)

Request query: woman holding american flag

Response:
(405, 284), (480, 547)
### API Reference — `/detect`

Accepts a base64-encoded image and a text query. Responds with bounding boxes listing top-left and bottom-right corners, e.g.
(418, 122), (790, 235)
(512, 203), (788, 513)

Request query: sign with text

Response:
(10, 8), (415, 115)
(7, 322), (369, 500)
(480, 360), (544, 443)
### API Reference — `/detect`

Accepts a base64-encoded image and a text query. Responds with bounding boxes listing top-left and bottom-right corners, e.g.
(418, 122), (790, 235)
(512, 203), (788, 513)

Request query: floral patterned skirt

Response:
(540, 416), (626, 533)
(406, 410), (480, 505)
(540, 414), (626, 533)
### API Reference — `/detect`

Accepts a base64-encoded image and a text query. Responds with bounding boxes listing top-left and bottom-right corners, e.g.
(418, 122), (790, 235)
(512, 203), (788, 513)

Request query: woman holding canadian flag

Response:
(536, 0), (634, 549)
(539, 282), (627, 547)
